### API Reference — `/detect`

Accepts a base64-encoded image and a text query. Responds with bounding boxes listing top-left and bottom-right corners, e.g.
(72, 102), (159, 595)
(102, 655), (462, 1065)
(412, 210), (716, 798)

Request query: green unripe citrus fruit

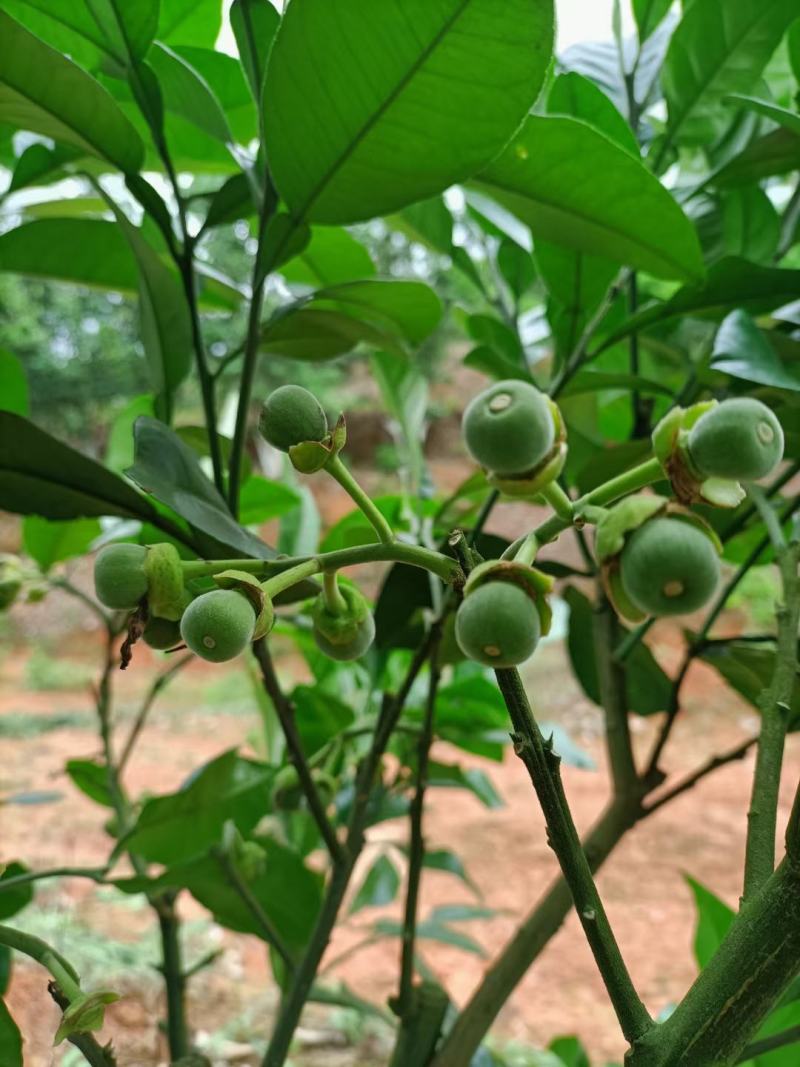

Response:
(312, 584), (375, 661)
(143, 616), (183, 650)
(94, 544), (148, 610)
(259, 384), (328, 452)
(687, 398), (784, 482)
(180, 589), (256, 662)
(462, 380), (555, 476)
(620, 517), (720, 617)
(455, 581), (541, 668)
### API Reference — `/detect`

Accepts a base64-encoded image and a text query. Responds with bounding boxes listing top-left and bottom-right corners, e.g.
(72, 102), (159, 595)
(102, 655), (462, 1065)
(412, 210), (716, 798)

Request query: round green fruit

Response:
(462, 380), (555, 476)
(312, 584), (375, 661)
(455, 580), (541, 668)
(143, 616), (183, 650)
(620, 517), (720, 618)
(180, 589), (256, 663)
(687, 398), (784, 482)
(94, 543), (148, 610)
(259, 384), (328, 452)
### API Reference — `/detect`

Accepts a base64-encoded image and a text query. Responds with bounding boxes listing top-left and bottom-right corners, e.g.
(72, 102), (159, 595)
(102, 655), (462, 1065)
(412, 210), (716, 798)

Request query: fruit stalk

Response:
(324, 454), (395, 544)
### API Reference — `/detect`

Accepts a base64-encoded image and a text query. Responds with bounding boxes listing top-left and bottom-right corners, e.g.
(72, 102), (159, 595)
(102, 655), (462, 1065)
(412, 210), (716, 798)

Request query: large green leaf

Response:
(102, 198), (192, 415)
(0, 412), (158, 523)
(124, 751), (272, 864)
(264, 0), (554, 224)
(0, 351), (28, 416)
(159, 0), (224, 49)
(311, 280), (442, 346)
(230, 0), (280, 104)
(126, 417), (273, 559)
(349, 854), (401, 914)
(633, 0), (674, 42)
(474, 116), (705, 283)
(0, 10), (144, 172)
(687, 876), (735, 969)
(175, 46), (259, 145)
(547, 72), (638, 157)
(261, 308), (404, 361)
(712, 310), (800, 391)
(663, 0), (798, 145)
(281, 228), (376, 288)
(721, 187), (780, 264)
(0, 1001), (22, 1067)
(0, 219), (240, 311)
(1, 0), (111, 69)
(84, 0), (159, 62)
(715, 127), (800, 187)
(601, 258), (800, 350)
(148, 43), (234, 147)
(727, 94), (800, 137)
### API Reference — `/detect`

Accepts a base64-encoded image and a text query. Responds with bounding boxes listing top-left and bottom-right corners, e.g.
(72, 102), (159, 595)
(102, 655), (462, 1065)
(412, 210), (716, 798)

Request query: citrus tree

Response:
(1, 1), (800, 1066)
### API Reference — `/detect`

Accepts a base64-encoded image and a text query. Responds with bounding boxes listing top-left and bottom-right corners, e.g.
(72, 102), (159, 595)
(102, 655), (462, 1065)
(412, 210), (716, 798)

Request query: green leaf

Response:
(0, 1000), (22, 1067)
(22, 517), (100, 573)
(687, 875), (735, 968)
(66, 759), (114, 808)
(201, 172), (255, 231)
(7, 141), (81, 194)
(281, 228), (376, 288)
(715, 127), (800, 187)
(291, 685), (355, 758)
(663, 0), (799, 145)
(790, 19), (800, 81)
(712, 310), (800, 391)
(0, 351), (28, 416)
(497, 239), (536, 300)
(125, 751), (272, 864)
(374, 916), (487, 957)
(727, 94), (800, 138)
(698, 640), (800, 726)
(264, 0), (554, 224)
(231, 0), (280, 104)
(561, 372), (675, 400)
(391, 196), (455, 256)
(349, 854), (401, 914)
(0, 0), (110, 70)
(239, 476), (301, 526)
(159, 0), (224, 49)
(311, 280), (442, 347)
(0, 863), (33, 921)
(548, 72), (638, 157)
(721, 187), (781, 264)
(101, 197), (193, 416)
(261, 307), (401, 361)
(0, 10), (144, 172)
(126, 417), (272, 558)
(84, 0), (159, 62)
(564, 587), (672, 716)
(148, 43), (233, 147)
(633, 0), (674, 42)
(0, 219), (239, 311)
(601, 258), (800, 350)
(421, 849), (479, 895)
(475, 116), (705, 283)
(0, 412), (158, 523)
(427, 762), (504, 809)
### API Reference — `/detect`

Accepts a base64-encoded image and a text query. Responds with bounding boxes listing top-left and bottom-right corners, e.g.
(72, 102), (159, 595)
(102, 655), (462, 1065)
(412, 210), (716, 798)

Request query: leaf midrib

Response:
(295, 0), (474, 220)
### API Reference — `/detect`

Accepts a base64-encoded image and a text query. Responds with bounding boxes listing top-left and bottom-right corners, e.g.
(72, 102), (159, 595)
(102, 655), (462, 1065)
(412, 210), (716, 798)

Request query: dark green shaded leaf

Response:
(0, 863), (33, 921)
(727, 94), (800, 137)
(149, 43), (233, 146)
(374, 916), (487, 957)
(633, 0), (674, 42)
(548, 72), (638, 156)
(6, 142), (80, 193)
(475, 116), (704, 283)
(0, 351), (28, 416)
(312, 280), (442, 346)
(264, 0), (554, 224)
(201, 172), (255, 230)
(698, 641), (800, 726)
(239, 476), (301, 525)
(0, 10), (144, 172)
(392, 196), (455, 255)
(687, 875), (735, 968)
(0, 1001), (22, 1067)
(0, 412), (158, 523)
(497, 239), (536, 300)
(84, 0), (159, 62)
(126, 417), (272, 558)
(721, 187), (780, 264)
(281, 228), (375, 288)
(125, 751), (272, 864)
(349, 855), (401, 914)
(715, 127), (800, 187)
(291, 685), (355, 758)
(261, 308), (403, 361)
(564, 587), (672, 716)
(712, 310), (800, 391)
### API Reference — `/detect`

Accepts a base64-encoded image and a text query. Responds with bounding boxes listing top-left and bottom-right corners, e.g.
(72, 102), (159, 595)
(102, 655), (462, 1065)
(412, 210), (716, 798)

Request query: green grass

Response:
(24, 648), (95, 691)
(0, 710), (92, 737)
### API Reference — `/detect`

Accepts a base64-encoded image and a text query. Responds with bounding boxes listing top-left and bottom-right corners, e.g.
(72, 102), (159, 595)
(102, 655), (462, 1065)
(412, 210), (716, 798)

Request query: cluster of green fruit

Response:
(455, 381), (784, 668)
(92, 380), (784, 675)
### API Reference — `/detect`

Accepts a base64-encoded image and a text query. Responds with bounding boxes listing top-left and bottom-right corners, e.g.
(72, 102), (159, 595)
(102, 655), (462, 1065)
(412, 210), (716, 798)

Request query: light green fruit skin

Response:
(462, 379), (555, 476)
(259, 384), (328, 452)
(314, 613), (376, 661)
(143, 616), (183, 651)
(620, 517), (720, 618)
(180, 589), (256, 663)
(94, 543), (148, 610)
(455, 581), (541, 669)
(687, 398), (784, 482)
(312, 584), (375, 661)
